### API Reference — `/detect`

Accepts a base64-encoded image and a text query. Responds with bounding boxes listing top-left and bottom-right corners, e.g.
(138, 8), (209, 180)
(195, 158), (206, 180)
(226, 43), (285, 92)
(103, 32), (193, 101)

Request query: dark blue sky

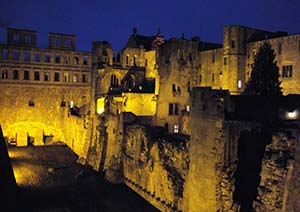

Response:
(1, 0), (300, 51)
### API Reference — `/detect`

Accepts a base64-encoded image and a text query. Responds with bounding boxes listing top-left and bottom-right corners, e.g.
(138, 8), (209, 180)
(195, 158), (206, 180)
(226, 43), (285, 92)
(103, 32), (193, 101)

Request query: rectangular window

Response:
(231, 40), (235, 48)
(2, 49), (8, 59)
(13, 50), (20, 61)
(13, 70), (19, 80)
(23, 51), (30, 61)
(64, 39), (71, 47)
(174, 124), (179, 133)
(82, 74), (87, 83)
(74, 56), (79, 64)
(73, 73), (79, 83)
(224, 57), (227, 65)
(24, 70), (29, 80)
(282, 65), (293, 78)
(45, 53), (50, 63)
(28, 100), (35, 107)
(34, 53), (40, 62)
(172, 84), (176, 92)
(278, 43), (282, 54)
(169, 103), (174, 115)
(54, 72), (60, 81)
(174, 103), (179, 115)
(44, 72), (50, 81)
(145, 59), (148, 67)
(83, 56), (88, 65)
(13, 33), (20, 42)
(24, 35), (31, 43)
(2, 70), (8, 79)
(64, 72), (69, 82)
(212, 73), (215, 82)
(55, 54), (60, 63)
(126, 56), (129, 65)
(34, 71), (40, 80)
(238, 80), (242, 89)
(212, 54), (215, 63)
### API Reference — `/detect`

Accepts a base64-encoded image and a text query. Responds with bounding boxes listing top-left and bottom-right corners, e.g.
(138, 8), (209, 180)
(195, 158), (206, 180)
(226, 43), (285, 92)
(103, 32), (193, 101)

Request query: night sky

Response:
(0, 0), (300, 51)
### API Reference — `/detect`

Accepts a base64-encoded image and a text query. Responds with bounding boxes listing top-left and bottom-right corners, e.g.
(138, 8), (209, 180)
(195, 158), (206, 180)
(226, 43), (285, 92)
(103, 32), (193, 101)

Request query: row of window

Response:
(1, 70), (88, 83)
(1, 49), (89, 65)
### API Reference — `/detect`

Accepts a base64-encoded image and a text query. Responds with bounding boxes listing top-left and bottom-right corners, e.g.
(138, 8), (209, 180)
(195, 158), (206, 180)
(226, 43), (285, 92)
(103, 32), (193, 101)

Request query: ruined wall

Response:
(253, 129), (300, 212)
(123, 125), (189, 212)
(183, 87), (240, 212)
(155, 38), (199, 133)
(0, 83), (92, 159)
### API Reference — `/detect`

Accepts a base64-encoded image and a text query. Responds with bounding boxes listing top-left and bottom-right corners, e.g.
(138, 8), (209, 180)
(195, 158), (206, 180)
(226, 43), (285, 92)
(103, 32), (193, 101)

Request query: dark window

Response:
(13, 70), (19, 80)
(145, 59), (148, 67)
(13, 33), (20, 42)
(2, 49), (8, 59)
(231, 40), (235, 48)
(54, 38), (60, 46)
(212, 73), (215, 82)
(199, 74), (202, 83)
(45, 53), (50, 63)
(64, 56), (70, 64)
(44, 72), (50, 81)
(54, 72), (60, 81)
(82, 74), (87, 83)
(110, 74), (118, 87)
(55, 54), (60, 63)
(278, 43), (282, 54)
(24, 70), (29, 80)
(188, 81), (191, 92)
(34, 53), (40, 62)
(172, 84), (176, 92)
(34, 71), (40, 80)
(169, 103), (174, 115)
(177, 86), (181, 93)
(126, 56), (129, 65)
(74, 56), (79, 65)
(64, 39), (71, 47)
(83, 56), (88, 65)
(24, 35), (31, 43)
(2, 70), (8, 79)
(23, 51), (30, 61)
(13, 50), (19, 61)
(133, 56), (137, 66)
(189, 53), (193, 62)
(60, 100), (66, 107)
(212, 54), (215, 63)
(224, 57), (227, 65)
(174, 103), (179, 115)
(282, 65), (293, 78)
(28, 100), (35, 107)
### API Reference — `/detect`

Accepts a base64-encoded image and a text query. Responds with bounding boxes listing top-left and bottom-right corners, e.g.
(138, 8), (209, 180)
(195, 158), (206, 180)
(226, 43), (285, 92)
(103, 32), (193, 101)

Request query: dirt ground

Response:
(8, 145), (159, 212)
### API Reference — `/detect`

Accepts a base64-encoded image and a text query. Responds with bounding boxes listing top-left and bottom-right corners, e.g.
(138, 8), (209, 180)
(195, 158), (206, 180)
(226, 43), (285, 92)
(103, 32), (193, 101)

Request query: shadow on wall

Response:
(0, 125), (17, 211)
(233, 129), (270, 212)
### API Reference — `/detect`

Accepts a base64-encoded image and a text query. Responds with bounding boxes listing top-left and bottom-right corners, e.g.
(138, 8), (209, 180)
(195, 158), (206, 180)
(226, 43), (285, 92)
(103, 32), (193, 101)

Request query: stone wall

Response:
(123, 125), (189, 212)
(253, 129), (300, 212)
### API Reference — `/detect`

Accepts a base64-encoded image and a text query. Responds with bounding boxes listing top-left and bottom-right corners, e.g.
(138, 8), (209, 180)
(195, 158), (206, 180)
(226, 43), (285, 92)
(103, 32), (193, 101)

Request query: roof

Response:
(125, 34), (157, 50)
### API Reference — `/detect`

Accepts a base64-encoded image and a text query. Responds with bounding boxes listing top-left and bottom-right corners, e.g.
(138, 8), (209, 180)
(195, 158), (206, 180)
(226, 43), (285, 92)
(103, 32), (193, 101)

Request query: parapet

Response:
(7, 28), (37, 47)
(48, 32), (76, 50)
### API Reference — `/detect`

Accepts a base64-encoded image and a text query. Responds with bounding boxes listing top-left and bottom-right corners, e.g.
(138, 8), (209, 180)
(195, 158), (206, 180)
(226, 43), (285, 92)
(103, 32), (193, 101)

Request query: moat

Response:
(8, 145), (159, 212)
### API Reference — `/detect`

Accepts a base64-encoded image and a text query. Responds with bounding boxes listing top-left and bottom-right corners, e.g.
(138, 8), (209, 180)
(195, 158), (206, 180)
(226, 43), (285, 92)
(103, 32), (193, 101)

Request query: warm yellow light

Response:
(285, 110), (299, 120)
(97, 97), (105, 114)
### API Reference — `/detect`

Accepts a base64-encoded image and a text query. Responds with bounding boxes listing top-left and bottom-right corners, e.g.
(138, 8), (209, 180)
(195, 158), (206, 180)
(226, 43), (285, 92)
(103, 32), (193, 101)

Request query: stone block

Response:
(17, 131), (28, 147)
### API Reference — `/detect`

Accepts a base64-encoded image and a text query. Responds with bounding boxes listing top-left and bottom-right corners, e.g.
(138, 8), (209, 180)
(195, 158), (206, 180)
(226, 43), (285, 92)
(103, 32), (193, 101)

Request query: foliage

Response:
(243, 42), (282, 96)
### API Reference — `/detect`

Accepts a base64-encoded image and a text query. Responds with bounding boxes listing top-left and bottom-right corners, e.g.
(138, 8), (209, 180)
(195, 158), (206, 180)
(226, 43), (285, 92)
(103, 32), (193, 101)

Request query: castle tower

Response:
(92, 41), (113, 66)
(222, 26), (247, 94)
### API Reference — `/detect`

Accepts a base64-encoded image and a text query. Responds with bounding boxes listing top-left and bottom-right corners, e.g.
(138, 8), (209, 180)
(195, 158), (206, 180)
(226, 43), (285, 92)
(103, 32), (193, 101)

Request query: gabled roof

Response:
(125, 34), (157, 50)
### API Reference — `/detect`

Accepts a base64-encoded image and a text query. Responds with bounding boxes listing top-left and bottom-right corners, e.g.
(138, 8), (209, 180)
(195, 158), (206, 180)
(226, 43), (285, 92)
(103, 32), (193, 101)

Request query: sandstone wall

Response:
(253, 129), (300, 212)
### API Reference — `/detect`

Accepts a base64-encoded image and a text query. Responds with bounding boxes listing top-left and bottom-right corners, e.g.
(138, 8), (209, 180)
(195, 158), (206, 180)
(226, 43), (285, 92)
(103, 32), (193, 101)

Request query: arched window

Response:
(110, 74), (119, 87)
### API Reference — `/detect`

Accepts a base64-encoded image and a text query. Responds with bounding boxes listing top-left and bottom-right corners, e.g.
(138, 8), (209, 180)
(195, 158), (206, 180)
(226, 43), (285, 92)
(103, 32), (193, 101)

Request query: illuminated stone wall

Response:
(253, 130), (300, 212)
(154, 38), (199, 133)
(123, 125), (189, 212)
(247, 34), (300, 95)
(0, 83), (91, 158)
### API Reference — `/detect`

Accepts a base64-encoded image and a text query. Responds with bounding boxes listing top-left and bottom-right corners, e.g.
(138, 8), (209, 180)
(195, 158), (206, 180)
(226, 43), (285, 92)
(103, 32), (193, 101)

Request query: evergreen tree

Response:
(243, 42), (282, 96)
